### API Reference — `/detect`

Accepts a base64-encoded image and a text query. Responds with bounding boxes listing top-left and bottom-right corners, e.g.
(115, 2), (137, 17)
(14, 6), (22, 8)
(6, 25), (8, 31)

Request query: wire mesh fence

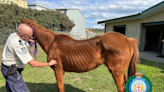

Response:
(0, 28), (104, 45)
(54, 31), (104, 40)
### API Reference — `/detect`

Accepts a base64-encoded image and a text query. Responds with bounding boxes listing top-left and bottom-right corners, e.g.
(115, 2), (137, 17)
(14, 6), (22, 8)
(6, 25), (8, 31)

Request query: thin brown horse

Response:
(21, 18), (139, 92)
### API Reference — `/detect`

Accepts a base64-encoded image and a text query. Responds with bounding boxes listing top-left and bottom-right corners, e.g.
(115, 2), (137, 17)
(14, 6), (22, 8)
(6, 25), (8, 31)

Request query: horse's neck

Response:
(34, 26), (55, 54)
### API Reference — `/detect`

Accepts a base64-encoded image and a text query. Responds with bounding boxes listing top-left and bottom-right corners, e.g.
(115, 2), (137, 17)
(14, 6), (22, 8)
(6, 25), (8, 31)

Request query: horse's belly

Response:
(64, 59), (103, 73)
(64, 64), (102, 73)
(63, 49), (103, 73)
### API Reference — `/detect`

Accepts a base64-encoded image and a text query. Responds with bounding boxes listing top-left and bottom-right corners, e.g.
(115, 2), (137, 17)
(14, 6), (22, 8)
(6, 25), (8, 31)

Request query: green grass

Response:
(136, 58), (164, 92)
(0, 45), (164, 92)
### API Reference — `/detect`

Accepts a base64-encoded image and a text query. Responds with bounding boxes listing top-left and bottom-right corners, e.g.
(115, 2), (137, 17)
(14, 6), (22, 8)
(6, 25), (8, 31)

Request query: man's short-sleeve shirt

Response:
(1, 32), (33, 68)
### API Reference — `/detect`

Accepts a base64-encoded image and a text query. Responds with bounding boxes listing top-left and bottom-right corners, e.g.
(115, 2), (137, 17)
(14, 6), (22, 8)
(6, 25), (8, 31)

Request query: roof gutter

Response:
(98, 12), (141, 24)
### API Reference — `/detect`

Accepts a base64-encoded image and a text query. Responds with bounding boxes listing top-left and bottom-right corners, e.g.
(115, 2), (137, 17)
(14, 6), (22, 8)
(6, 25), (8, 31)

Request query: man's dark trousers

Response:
(1, 63), (29, 92)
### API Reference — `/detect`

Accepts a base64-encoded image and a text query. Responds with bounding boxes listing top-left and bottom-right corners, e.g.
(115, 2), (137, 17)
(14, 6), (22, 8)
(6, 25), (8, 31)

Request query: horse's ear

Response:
(27, 18), (29, 21)
(21, 18), (26, 23)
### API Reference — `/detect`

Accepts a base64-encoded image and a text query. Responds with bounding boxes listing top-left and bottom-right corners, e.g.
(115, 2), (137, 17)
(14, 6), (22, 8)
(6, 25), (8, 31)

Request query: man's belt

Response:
(4, 64), (17, 77)
(2, 63), (9, 68)
(2, 63), (23, 69)
(2, 63), (23, 77)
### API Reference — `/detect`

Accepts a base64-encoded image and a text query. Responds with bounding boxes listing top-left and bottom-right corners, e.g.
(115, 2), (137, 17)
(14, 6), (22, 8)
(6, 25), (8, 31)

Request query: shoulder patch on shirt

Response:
(21, 47), (27, 53)
(19, 40), (23, 45)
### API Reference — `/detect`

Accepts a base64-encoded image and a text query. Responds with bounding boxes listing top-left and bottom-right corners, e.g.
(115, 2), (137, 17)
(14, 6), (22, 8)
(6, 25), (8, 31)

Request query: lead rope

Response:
(29, 26), (37, 60)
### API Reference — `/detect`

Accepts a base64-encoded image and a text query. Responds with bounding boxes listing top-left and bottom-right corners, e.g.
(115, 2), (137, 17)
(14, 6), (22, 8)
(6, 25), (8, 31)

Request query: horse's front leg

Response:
(49, 59), (65, 92)
(47, 48), (65, 92)
(54, 69), (65, 92)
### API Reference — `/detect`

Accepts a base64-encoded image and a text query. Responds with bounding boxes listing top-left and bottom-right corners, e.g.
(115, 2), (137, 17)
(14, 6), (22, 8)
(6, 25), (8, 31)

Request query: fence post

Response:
(15, 23), (17, 29)
(87, 31), (88, 39)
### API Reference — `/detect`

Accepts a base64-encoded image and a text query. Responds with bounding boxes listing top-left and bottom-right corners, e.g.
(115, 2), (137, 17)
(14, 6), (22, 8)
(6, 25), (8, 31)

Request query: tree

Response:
(0, 4), (75, 31)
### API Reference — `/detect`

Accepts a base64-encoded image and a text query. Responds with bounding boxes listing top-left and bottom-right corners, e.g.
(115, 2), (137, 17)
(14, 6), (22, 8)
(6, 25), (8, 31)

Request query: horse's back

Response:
(55, 33), (101, 45)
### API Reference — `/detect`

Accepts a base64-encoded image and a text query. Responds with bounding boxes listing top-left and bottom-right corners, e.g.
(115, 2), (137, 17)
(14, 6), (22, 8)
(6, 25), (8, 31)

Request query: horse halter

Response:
(29, 26), (37, 60)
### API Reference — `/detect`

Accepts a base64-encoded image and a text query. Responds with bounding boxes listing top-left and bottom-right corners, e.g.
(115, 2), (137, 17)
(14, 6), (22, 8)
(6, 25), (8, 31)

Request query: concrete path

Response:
(139, 51), (164, 63)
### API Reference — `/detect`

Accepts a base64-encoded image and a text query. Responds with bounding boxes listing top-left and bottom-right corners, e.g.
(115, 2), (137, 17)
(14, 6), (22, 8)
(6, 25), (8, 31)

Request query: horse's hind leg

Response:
(105, 62), (127, 92)
(112, 70), (125, 92)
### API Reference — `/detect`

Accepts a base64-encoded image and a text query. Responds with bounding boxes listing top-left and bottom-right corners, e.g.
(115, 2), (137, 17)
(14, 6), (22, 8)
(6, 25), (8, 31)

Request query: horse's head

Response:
(21, 18), (36, 28)
(21, 18), (37, 41)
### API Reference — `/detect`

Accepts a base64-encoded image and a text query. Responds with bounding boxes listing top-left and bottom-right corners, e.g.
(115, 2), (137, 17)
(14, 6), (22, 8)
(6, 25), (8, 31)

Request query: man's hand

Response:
(28, 59), (57, 67)
(29, 39), (35, 43)
(49, 60), (57, 66)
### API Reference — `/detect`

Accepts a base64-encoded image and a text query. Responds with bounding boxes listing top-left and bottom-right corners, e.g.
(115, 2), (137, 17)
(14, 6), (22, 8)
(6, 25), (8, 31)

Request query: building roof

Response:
(28, 4), (55, 11)
(98, 1), (164, 24)
(56, 8), (85, 18)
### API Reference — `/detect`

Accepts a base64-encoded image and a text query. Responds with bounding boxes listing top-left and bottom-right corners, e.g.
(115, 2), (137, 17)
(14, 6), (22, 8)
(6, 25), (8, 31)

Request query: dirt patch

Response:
(71, 77), (81, 82)
(84, 75), (93, 79)
(71, 77), (82, 84)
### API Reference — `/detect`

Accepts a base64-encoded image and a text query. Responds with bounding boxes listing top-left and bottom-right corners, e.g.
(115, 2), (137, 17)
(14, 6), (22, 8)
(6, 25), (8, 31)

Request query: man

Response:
(1, 24), (57, 92)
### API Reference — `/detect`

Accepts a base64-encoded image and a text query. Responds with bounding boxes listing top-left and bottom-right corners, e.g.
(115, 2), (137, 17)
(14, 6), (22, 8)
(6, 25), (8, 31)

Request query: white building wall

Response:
(67, 9), (86, 39)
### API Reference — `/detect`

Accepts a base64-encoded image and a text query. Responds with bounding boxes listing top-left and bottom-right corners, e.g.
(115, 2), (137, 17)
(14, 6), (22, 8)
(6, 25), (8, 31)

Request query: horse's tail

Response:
(127, 38), (140, 78)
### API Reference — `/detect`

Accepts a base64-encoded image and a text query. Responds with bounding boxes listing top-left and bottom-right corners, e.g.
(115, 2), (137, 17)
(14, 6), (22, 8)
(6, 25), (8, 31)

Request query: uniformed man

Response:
(1, 24), (57, 92)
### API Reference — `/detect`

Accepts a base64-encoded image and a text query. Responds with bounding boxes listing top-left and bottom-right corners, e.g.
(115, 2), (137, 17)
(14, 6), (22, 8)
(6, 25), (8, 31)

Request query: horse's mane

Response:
(34, 24), (55, 48)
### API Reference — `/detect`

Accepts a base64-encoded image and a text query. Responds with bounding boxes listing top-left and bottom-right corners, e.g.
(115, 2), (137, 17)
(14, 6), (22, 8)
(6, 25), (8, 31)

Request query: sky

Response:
(27, 0), (164, 29)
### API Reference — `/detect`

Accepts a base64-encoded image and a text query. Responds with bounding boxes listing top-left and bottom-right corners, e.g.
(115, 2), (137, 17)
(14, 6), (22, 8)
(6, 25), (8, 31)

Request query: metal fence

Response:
(0, 28), (104, 45)
(54, 31), (104, 40)
(86, 32), (104, 39)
